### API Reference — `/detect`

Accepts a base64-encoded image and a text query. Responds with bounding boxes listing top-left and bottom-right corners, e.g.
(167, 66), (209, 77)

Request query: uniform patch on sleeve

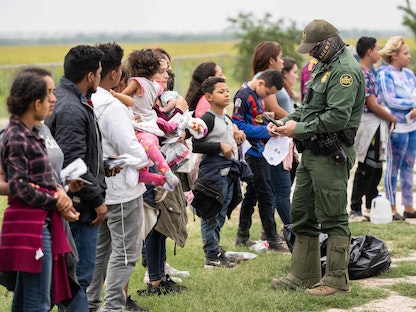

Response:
(234, 98), (241, 108)
(321, 71), (330, 83)
(340, 74), (353, 87)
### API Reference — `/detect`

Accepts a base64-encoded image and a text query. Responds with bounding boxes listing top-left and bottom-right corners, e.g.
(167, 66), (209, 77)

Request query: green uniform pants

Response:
(291, 144), (355, 237)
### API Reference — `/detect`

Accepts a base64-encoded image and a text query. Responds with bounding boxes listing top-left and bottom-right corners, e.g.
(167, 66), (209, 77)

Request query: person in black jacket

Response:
(46, 45), (107, 312)
(192, 76), (248, 268)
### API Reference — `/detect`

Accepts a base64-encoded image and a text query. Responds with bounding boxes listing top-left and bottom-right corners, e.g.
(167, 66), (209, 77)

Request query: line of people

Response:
(0, 43), (196, 312)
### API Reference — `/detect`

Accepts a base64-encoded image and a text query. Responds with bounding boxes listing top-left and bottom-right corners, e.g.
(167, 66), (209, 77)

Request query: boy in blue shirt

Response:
(232, 70), (288, 252)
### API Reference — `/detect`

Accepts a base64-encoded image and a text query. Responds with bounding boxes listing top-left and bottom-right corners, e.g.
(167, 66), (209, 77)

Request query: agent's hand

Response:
(92, 203), (107, 226)
(274, 120), (296, 138)
(267, 121), (283, 137)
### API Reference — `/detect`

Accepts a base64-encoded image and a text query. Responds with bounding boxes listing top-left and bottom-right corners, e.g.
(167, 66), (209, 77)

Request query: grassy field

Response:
(0, 41), (240, 118)
(2, 38), (416, 119)
(0, 42), (239, 65)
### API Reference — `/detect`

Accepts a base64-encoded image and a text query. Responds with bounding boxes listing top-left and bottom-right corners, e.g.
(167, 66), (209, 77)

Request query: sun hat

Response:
(296, 19), (339, 54)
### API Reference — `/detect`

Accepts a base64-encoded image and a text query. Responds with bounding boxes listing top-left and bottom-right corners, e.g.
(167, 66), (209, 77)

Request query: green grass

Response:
(385, 282), (416, 298)
(1, 196), (416, 311)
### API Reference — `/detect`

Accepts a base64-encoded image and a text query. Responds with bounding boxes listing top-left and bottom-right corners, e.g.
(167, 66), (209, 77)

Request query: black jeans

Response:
(351, 162), (382, 211)
(237, 155), (278, 243)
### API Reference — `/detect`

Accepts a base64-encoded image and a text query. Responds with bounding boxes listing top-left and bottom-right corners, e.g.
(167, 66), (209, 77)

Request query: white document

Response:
(262, 136), (292, 166)
(60, 158), (88, 183)
(60, 158), (91, 191)
(238, 139), (252, 162)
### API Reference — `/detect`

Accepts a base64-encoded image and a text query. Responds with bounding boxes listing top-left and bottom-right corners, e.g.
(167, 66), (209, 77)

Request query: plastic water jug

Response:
(370, 195), (392, 224)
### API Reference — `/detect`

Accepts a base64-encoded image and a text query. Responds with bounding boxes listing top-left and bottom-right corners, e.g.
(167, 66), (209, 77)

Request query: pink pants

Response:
(136, 131), (170, 186)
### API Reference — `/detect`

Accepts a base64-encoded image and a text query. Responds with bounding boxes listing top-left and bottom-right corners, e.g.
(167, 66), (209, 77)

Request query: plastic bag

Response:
(248, 240), (269, 252)
(282, 225), (391, 280)
(347, 235), (391, 280)
(160, 142), (191, 171)
(282, 224), (327, 254)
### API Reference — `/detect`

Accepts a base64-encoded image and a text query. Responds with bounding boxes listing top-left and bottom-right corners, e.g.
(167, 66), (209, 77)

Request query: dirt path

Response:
(327, 259), (416, 312)
(334, 168), (416, 311)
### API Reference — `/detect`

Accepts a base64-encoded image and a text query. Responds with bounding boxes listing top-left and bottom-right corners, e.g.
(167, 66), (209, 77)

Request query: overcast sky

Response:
(0, 0), (409, 35)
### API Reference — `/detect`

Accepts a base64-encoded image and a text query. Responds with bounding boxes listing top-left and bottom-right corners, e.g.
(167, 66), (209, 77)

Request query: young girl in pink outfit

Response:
(112, 49), (179, 191)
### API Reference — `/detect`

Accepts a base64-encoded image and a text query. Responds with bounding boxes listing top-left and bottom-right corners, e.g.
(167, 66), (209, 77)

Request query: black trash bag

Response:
(282, 224), (296, 253)
(282, 225), (391, 280)
(282, 224), (327, 253)
(347, 235), (391, 280)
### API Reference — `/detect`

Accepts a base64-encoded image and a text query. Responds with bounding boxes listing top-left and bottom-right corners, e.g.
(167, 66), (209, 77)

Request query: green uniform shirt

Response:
(282, 48), (365, 141)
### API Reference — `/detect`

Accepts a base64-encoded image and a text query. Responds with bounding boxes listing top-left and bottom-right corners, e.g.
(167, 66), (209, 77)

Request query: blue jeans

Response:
(237, 155), (279, 243)
(201, 175), (234, 258)
(270, 163), (292, 225)
(60, 222), (99, 312)
(145, 227), (166, 282)
(12, 226), (52, 312)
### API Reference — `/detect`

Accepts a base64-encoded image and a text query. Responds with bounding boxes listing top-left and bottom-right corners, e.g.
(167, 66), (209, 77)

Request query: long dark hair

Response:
(7, 72), (47, 116)
(282, 57), (297, 100)
(185, 61), (217, 111)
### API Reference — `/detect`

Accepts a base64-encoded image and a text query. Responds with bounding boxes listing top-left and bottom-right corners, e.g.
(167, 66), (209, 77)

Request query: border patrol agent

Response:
(268, 19), (365, 295)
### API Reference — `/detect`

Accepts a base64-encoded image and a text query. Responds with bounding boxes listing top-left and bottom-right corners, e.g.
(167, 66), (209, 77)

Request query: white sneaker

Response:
(165, 263), (190, 277)
(169, 276), (183, 283)
(143, 271), (182, 284)
(144, 265), (188, 284)
(143, 271), (149, 284)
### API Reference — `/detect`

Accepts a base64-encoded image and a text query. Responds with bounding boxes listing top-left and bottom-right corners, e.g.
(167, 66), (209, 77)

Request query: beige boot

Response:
(306, 235), (350, 296)
(271, 234), (321, 290)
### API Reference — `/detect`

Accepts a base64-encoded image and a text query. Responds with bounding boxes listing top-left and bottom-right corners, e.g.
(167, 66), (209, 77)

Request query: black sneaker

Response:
(125, 295), (149, 311)
(137, 283), (164, 296)
(235, 235), (256, 247)
(204, 252), (238, 269)
(161, 274), (187, 293)
(218, 246), (240, 263)
(393, 212), (405, 221)
(137, 277), (186, 296)
(268, 240), (290, 253)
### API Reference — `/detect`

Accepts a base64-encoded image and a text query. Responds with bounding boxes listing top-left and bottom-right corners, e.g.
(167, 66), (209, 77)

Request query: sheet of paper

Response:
(238, 139), (252, 162)
(262, 136), (291, 166)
